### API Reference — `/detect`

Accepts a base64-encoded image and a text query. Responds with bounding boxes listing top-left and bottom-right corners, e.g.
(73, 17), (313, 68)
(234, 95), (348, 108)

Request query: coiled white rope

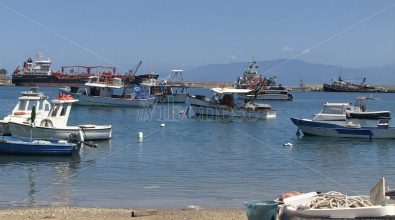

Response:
(309, 191), (372, 209)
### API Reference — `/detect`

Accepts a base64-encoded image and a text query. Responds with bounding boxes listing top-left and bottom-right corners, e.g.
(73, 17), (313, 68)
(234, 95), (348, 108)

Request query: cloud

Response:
(281, 46), (294, 52)
(230, 54), (237, 61)
(301, 49), (311, 54)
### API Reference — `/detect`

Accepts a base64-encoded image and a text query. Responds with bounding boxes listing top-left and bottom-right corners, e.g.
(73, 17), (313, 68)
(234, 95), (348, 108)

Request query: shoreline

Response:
(0, 207), (247, 220)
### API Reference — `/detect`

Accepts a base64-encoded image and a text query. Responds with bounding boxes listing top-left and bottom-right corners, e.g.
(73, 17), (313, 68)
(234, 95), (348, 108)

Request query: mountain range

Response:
(182, 59), (395, 86)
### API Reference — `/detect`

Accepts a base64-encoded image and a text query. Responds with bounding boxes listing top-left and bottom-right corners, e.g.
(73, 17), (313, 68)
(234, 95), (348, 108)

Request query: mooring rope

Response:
(309, 191), (372, 209)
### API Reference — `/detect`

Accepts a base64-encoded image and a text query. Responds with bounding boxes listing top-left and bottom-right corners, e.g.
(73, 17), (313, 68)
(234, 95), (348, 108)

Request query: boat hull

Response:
(0, 136), (78, 155)
(71, 94), (156, 107)
(323, 83), (385, 92)
(291, 118), (395, 139)
(282, 205), (395, 219)
(12, 75), (89, 87)
(156, 93), (188, 103)
(239, 91), (293, 101)
(9, 122), (112, 140)
(0, 121), (11, 135)
(347, 111), (391, 119)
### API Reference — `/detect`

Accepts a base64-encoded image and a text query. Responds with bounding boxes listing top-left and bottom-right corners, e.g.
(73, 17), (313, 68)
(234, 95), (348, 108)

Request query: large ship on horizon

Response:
(323, 76), (388, 92)
(12, 52), (159, 87)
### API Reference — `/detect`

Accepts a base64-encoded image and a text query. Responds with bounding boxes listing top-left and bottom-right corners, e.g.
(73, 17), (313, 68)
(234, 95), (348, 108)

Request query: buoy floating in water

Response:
(283, 143), (293, 147)
(138, 132), (144, 142)
(160, 123), (165, 127)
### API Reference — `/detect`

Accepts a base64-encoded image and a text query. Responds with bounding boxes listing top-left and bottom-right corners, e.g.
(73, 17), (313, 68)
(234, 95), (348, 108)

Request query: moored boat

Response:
(11, 53), (159, 87)
(236, 59), (293, 101)
(60, 76), (156, 107)
(9, 95), (112, 140)
(291, 118), (395, 139)
(323, 76), (387, 92)
(244, 178), (395, 219)
(0, 87), (51, 135)
(11, 52), (93, 87)
(139, 70), (188, 103)
(0, 136), (80, 155)
(187, 88), (276, 120)
(313, 96), (390, 121)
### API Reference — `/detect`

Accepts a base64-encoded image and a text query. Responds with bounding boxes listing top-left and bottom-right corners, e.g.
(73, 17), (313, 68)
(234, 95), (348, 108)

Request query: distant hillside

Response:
(182, 59), (395, 86)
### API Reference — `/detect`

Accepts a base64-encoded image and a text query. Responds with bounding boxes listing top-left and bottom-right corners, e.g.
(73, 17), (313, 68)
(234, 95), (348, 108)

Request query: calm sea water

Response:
(0, 86), (394, 209)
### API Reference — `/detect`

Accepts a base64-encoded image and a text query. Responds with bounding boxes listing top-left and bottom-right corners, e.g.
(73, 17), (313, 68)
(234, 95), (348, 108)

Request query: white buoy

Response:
(160, 123), (165, 127)
(283, 142), (293, 147)
(138, 132), (144, 142)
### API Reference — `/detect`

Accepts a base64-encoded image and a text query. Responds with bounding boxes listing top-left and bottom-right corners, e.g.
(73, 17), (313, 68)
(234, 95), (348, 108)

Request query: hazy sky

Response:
(0, 0), (394, 74)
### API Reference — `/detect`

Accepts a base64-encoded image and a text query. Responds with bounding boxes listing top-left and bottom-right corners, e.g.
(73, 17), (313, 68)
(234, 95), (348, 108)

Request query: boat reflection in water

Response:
(0, 154), (81, 207)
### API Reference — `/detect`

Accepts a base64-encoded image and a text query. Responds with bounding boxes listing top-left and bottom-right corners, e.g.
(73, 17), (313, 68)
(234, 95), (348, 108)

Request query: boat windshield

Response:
(18, 100), (27, 111)
(321, 106), (344, 115)
(27, 101), (37, 111)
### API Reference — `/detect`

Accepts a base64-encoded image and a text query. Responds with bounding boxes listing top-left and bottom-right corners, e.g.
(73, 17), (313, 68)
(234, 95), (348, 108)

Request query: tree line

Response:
(0, 69), (7, 75)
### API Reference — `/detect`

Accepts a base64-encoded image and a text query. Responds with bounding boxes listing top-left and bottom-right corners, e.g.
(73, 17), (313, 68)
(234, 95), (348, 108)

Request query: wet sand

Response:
(0, 207), (247, 220)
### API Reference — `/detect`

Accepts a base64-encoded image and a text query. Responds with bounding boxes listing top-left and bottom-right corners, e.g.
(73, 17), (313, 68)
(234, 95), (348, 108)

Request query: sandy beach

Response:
(0, 207), (247, 220)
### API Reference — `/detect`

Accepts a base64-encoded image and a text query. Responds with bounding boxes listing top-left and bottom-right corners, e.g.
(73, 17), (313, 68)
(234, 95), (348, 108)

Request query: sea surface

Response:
(0, 86), (394, 209)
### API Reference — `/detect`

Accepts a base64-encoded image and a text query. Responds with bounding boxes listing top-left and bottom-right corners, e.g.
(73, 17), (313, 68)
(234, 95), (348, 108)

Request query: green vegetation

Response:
(0, 69), (7, 75)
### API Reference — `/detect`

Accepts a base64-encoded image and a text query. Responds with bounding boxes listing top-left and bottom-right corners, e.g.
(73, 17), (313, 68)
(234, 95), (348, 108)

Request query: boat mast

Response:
(123, 61), (142, 97)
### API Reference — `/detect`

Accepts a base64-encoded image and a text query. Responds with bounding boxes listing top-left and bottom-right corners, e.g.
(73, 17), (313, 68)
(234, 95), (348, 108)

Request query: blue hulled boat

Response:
(0, 136), (80, 155)
(291, 118), (395, 139)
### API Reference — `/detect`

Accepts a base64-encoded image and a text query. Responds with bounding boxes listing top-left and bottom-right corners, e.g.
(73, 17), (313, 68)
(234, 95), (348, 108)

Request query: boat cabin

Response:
(82, 76), (124, 98)
(11, 88), (51, 118)
(139, 79), (182, 96)
(355, 96), (368, 112)
(40, 97), (78, 128)
(210, 88), (252, 107)
(313, 103), (359, 121)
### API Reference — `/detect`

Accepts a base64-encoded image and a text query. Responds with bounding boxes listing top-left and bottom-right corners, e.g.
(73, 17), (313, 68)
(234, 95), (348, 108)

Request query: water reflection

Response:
(0, 154), (81, 207)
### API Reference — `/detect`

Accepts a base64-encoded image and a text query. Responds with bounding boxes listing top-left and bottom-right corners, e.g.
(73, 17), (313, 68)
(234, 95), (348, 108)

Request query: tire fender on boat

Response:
(40, 119), (53, 127)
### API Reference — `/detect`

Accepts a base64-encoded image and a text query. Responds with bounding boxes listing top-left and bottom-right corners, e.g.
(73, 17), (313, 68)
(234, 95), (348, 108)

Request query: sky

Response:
(0, 0), (394, 74)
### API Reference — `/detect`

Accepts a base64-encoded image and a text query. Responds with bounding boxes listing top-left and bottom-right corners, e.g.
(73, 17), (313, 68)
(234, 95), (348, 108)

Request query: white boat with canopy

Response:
(9, 95), (112, 140)
(313, 96), (390, 121)
(0, 87), (51, 135)
(187, 87), (276, 119)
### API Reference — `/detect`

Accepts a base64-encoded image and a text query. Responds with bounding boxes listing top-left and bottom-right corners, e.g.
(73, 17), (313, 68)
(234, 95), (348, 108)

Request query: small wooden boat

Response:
(279, 178), (395, 219)
(0, 136), (79, 155)
(244, 178), (395, 219)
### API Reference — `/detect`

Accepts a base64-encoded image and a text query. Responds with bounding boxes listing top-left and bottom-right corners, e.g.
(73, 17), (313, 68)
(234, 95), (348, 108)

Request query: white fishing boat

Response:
(314, 97), (390, 121)
(187, 88), (276, 119)
(139, 70), (188, 103)
(291, 118), (395, 139)
(279, 178), (395, 219)
(244, 178), (395, 219)
(0, 87), (51, 135)
(9, 95), (112, 140)
(60, 76), (156, 107)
